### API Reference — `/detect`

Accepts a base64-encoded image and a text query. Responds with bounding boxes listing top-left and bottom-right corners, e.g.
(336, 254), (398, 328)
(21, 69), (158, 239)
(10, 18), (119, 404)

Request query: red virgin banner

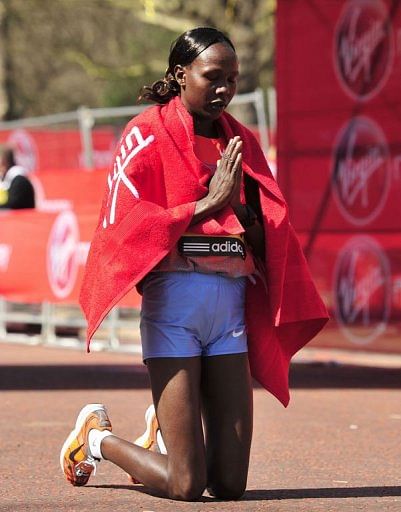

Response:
(0, 128), (117, 172)
(31, 168), (108, 212)
(277, 0), (401, 351)
(0, 209), (141, 307)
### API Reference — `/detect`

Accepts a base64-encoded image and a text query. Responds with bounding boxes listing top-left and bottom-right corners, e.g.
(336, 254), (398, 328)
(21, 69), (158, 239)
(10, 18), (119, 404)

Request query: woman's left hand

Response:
(228, 154), (249, 226)
(229, 155), (242, 209)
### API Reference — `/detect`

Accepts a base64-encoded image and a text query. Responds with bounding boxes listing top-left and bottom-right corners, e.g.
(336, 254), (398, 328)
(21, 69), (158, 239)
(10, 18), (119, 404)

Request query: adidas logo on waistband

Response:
(179, 236), (246, 260)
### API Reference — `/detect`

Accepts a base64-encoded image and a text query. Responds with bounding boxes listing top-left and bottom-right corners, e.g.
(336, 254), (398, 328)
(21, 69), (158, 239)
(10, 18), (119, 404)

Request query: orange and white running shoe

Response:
(128, 404), (166, 484)
(60, 404), (112, 486)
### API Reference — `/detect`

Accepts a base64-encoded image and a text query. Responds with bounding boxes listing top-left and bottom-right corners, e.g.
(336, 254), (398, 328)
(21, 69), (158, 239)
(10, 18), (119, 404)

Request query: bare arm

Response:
(244, 221), (265, 260)
(230, 155), (265, 259)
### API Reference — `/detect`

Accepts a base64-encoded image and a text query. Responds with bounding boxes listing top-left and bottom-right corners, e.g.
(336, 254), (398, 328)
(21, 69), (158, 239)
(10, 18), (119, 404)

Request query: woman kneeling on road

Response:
(60, 27), (328, 501)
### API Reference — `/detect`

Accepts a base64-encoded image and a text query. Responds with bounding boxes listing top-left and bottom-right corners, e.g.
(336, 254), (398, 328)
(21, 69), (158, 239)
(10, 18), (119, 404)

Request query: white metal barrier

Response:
(0, 89), (270, 351)
(0, 297), (142, 353)
(0, 89), (269, 167)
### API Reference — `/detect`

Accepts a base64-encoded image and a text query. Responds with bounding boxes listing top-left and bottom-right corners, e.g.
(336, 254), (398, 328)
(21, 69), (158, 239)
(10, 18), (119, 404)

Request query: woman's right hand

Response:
(190, 136), (243, 225)
(191, 136), (242, 225)
(208, 136), (243, 208)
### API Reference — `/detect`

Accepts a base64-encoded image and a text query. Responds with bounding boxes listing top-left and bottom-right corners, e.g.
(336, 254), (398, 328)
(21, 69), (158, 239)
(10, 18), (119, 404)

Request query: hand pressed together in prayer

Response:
(213, 135), (243, 209)
(191, 136), (243, 225)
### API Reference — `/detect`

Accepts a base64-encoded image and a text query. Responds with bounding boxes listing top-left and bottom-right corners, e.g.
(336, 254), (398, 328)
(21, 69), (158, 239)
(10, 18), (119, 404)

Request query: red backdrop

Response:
(277, 0), (401, 351)
(0, 165), (141, 308)
(0, 128), (117, 172)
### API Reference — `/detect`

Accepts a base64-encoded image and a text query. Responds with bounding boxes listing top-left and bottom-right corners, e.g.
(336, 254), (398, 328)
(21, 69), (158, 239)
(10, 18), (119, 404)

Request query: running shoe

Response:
(128, 404), (166, 484)
(60, 403), (112, 486)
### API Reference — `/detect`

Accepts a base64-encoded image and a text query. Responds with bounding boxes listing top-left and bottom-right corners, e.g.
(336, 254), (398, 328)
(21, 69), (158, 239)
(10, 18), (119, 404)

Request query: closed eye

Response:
(205, 73), (219, 82)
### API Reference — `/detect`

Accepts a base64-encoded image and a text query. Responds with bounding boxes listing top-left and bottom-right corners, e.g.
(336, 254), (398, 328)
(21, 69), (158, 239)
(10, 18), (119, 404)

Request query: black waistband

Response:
(178, 236), (246, 260)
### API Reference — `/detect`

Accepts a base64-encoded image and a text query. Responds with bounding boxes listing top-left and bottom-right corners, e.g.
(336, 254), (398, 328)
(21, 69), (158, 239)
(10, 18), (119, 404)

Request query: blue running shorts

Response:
(140, 271), (248, 360)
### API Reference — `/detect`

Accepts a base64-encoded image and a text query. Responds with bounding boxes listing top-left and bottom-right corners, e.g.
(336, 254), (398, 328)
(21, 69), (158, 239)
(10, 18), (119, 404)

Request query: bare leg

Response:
(101, 356), (207, 501)
(201, 353), (253, 499)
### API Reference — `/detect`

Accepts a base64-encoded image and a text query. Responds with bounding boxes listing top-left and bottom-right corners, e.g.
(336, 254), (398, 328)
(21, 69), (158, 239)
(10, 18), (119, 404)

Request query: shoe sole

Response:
(60, 403), (105, 473)
(134, 404), (157, 449)
(128, 404), (159, 485)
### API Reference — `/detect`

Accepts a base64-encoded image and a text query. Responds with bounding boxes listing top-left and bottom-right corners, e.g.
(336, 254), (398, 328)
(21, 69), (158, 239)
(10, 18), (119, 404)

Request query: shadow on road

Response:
(289, 363), (401, 389)
(241, 486), (401, 500)
(0, 364), (150, 390)
(0, 362), (400, 390)
(86, 484), (401, 501)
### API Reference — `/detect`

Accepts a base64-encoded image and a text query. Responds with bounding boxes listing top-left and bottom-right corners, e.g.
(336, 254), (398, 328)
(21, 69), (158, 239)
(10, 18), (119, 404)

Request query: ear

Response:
(174, 65), (186, 88)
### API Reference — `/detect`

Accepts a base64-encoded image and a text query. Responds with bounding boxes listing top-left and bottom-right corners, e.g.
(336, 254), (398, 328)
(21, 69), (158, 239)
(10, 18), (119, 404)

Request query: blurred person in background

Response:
(0, 145), (35, 209)
(60, 27), (328, 501)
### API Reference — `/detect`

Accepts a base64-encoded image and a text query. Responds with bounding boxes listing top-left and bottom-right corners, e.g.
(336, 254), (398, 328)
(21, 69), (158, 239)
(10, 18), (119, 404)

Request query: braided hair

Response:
(139, 27), (235, 104)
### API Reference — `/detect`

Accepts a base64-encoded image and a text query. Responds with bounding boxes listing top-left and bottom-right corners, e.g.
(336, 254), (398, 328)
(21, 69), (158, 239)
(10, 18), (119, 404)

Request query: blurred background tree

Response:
(0, 0), (275, 120)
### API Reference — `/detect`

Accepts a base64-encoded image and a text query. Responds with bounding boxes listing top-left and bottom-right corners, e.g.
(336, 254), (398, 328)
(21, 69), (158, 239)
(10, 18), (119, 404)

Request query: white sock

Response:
(88, 429), (114, 460)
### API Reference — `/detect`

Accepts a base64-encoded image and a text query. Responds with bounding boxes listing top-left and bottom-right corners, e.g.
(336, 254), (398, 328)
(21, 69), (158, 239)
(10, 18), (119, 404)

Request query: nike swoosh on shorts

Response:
(232, 329), (244, 338)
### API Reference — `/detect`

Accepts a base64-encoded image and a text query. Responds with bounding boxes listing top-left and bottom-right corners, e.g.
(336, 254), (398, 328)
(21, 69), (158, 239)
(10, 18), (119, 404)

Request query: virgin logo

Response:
(7, 129), (38, 173)
(334, 0), (394, 100)
(47, 211), (79, 299)
(334, 236), (391, 345)
(332, 116), (390, 226)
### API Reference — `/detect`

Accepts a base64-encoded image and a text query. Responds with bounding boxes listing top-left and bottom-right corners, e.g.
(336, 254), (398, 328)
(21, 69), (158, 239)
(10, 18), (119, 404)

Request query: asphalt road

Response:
(1, 342), (400, 512)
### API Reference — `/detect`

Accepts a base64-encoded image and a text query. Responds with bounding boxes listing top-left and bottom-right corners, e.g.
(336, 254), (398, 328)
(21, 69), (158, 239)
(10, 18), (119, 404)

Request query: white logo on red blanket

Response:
(7, 129), (38, 172)
(333, 0), (394, 100)
(103, 126), (154, 228)
(333, 236), (391, 345)
(47, 211), (79, 298)
(331, 116), (390, 226)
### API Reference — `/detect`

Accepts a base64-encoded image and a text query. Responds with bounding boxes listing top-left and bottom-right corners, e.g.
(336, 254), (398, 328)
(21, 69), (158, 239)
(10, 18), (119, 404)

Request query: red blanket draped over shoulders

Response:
(80, 96), (328, 406)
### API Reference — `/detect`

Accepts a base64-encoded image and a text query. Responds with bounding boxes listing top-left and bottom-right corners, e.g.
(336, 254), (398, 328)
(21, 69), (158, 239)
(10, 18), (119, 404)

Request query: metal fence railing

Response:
(0, 298), (142, 353)
(0, 88), (270, 168)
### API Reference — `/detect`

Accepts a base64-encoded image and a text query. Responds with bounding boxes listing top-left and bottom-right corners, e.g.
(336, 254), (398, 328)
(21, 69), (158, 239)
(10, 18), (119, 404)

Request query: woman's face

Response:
(175, 42), (239, 126)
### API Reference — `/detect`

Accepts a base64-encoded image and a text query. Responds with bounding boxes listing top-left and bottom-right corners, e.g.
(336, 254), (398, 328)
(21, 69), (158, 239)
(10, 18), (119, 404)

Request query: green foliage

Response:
(0, 0), (275, 119)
